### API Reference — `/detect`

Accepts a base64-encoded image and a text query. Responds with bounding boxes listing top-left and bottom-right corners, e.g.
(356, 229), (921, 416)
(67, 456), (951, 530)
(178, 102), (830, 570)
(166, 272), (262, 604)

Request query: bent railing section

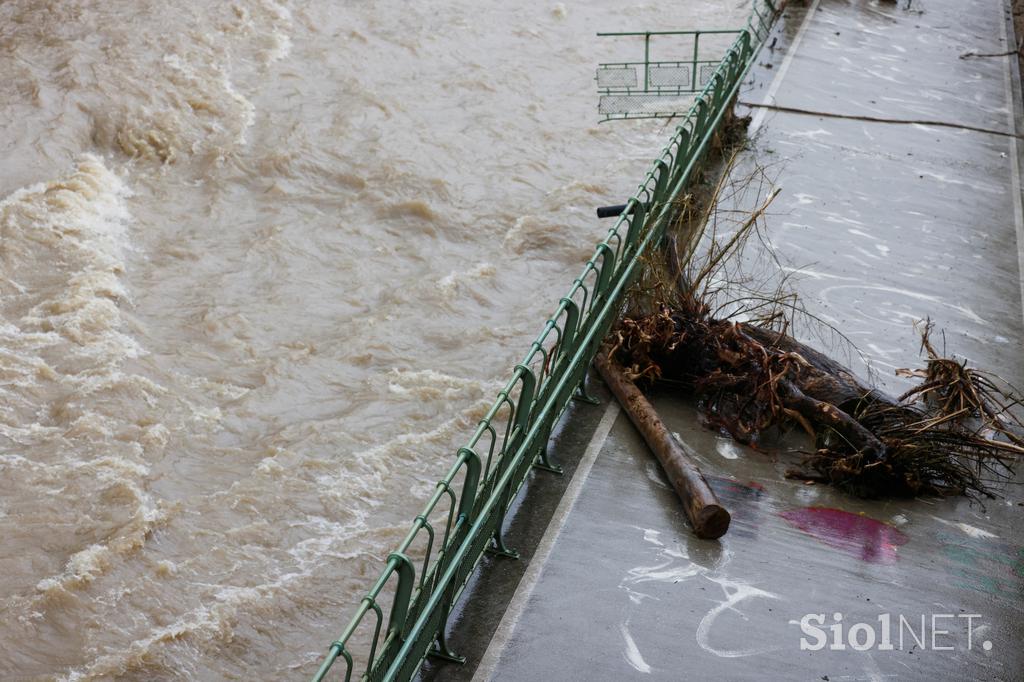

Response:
(597, 1), (778, 121)
(312, 2), (779, 680)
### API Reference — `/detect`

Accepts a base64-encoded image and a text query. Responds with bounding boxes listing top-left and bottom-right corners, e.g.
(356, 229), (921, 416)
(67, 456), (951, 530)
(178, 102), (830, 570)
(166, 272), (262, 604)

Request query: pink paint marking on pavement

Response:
(779, 507), (909, 564)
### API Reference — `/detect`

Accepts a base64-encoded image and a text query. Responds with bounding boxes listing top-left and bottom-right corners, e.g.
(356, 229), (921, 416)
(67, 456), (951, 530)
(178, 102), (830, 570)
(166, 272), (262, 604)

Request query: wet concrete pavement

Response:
(425, 1), (1024, 680)
(471, 396), (1024, 681)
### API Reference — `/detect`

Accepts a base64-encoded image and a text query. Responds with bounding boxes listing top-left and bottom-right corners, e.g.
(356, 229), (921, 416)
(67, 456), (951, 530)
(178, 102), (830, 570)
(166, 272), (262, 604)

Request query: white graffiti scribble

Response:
(696, 575), (783, 658)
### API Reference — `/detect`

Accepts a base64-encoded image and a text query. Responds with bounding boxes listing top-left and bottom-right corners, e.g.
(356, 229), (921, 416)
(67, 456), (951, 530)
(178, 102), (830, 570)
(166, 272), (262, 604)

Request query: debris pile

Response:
(607, 181), (1023, 499)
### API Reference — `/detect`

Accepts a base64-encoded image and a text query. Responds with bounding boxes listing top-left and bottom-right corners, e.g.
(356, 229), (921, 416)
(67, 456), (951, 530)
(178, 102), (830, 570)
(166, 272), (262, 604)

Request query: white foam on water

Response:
(386, 366), (497, 402)
(435, 262), (497, 300)
(0, 155), (139, 420)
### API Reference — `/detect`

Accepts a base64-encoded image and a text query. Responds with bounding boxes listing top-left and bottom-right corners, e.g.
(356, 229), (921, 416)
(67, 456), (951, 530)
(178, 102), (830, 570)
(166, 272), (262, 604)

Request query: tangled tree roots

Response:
(610, 174), (1023, 499)
(609, 306), (1023, 498)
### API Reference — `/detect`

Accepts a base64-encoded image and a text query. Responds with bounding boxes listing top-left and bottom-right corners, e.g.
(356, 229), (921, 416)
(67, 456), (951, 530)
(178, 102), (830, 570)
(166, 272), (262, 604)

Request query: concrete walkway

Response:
(459, 1), (1024, 680)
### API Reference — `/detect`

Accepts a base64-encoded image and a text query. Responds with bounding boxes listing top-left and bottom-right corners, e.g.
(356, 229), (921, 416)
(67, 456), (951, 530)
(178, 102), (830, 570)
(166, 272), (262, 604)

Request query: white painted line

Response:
(470, 400), (621, 682)
(748, 0), (821, 135)
(999, 0), (1024, 324)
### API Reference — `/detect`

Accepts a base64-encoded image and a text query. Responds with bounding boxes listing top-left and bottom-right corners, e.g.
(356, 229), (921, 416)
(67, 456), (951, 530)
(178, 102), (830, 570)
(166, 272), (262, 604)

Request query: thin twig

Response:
(960, 37), (1023, 59)
(961, 49), (1020, 58)
(692, 187), (781, 293)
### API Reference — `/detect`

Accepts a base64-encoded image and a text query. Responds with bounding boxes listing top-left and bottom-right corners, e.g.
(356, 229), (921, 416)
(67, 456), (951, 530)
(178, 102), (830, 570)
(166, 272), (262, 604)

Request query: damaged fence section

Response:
(597, 1), (778, 121)
(311, 2), (780, 681)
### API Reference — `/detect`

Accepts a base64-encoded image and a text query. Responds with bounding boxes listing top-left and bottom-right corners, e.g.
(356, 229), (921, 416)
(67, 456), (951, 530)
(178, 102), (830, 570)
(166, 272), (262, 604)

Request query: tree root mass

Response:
(609, 223), (1023, 499)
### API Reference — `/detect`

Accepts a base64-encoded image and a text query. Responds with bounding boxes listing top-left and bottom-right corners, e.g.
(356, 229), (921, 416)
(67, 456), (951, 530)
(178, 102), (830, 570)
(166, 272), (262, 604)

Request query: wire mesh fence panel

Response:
(649, 64), (693, 87)
(596, 65), (638, 88)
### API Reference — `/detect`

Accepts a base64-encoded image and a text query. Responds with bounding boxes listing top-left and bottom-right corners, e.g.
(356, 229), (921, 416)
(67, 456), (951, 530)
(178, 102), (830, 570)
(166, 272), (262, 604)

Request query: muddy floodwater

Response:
(0, 1), (749, 678)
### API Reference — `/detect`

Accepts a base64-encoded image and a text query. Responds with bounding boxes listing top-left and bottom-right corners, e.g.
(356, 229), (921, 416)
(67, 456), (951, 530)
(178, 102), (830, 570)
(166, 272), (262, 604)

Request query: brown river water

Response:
(0, 1), (748, 679)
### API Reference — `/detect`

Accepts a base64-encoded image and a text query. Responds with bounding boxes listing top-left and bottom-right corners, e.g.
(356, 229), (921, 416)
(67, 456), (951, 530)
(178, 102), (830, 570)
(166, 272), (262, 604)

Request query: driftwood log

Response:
(596, 350), (731, 539)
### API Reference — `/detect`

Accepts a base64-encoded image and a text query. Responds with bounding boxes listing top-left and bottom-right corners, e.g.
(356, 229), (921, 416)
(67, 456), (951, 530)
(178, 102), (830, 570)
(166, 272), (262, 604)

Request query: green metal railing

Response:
(596, 29), (744, 120)
(597, 2), (779, 121)
(312, 3), (779, 681)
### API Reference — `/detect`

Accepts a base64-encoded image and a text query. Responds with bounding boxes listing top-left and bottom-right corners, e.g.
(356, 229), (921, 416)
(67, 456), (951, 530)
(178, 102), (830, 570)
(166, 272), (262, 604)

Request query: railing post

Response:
(385, 553), (416, 640)
(513, 365), (537, 437)
(625, 200), (647, 253)
(558, 298), (581, 361)
(692, 31), (700, 90)
(622, 198), (643, 251)
(653, 158), (670, 202)
(593, 243), (616, 301)
(643, 32), (651, 90)
(456, 447), (481, 522)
